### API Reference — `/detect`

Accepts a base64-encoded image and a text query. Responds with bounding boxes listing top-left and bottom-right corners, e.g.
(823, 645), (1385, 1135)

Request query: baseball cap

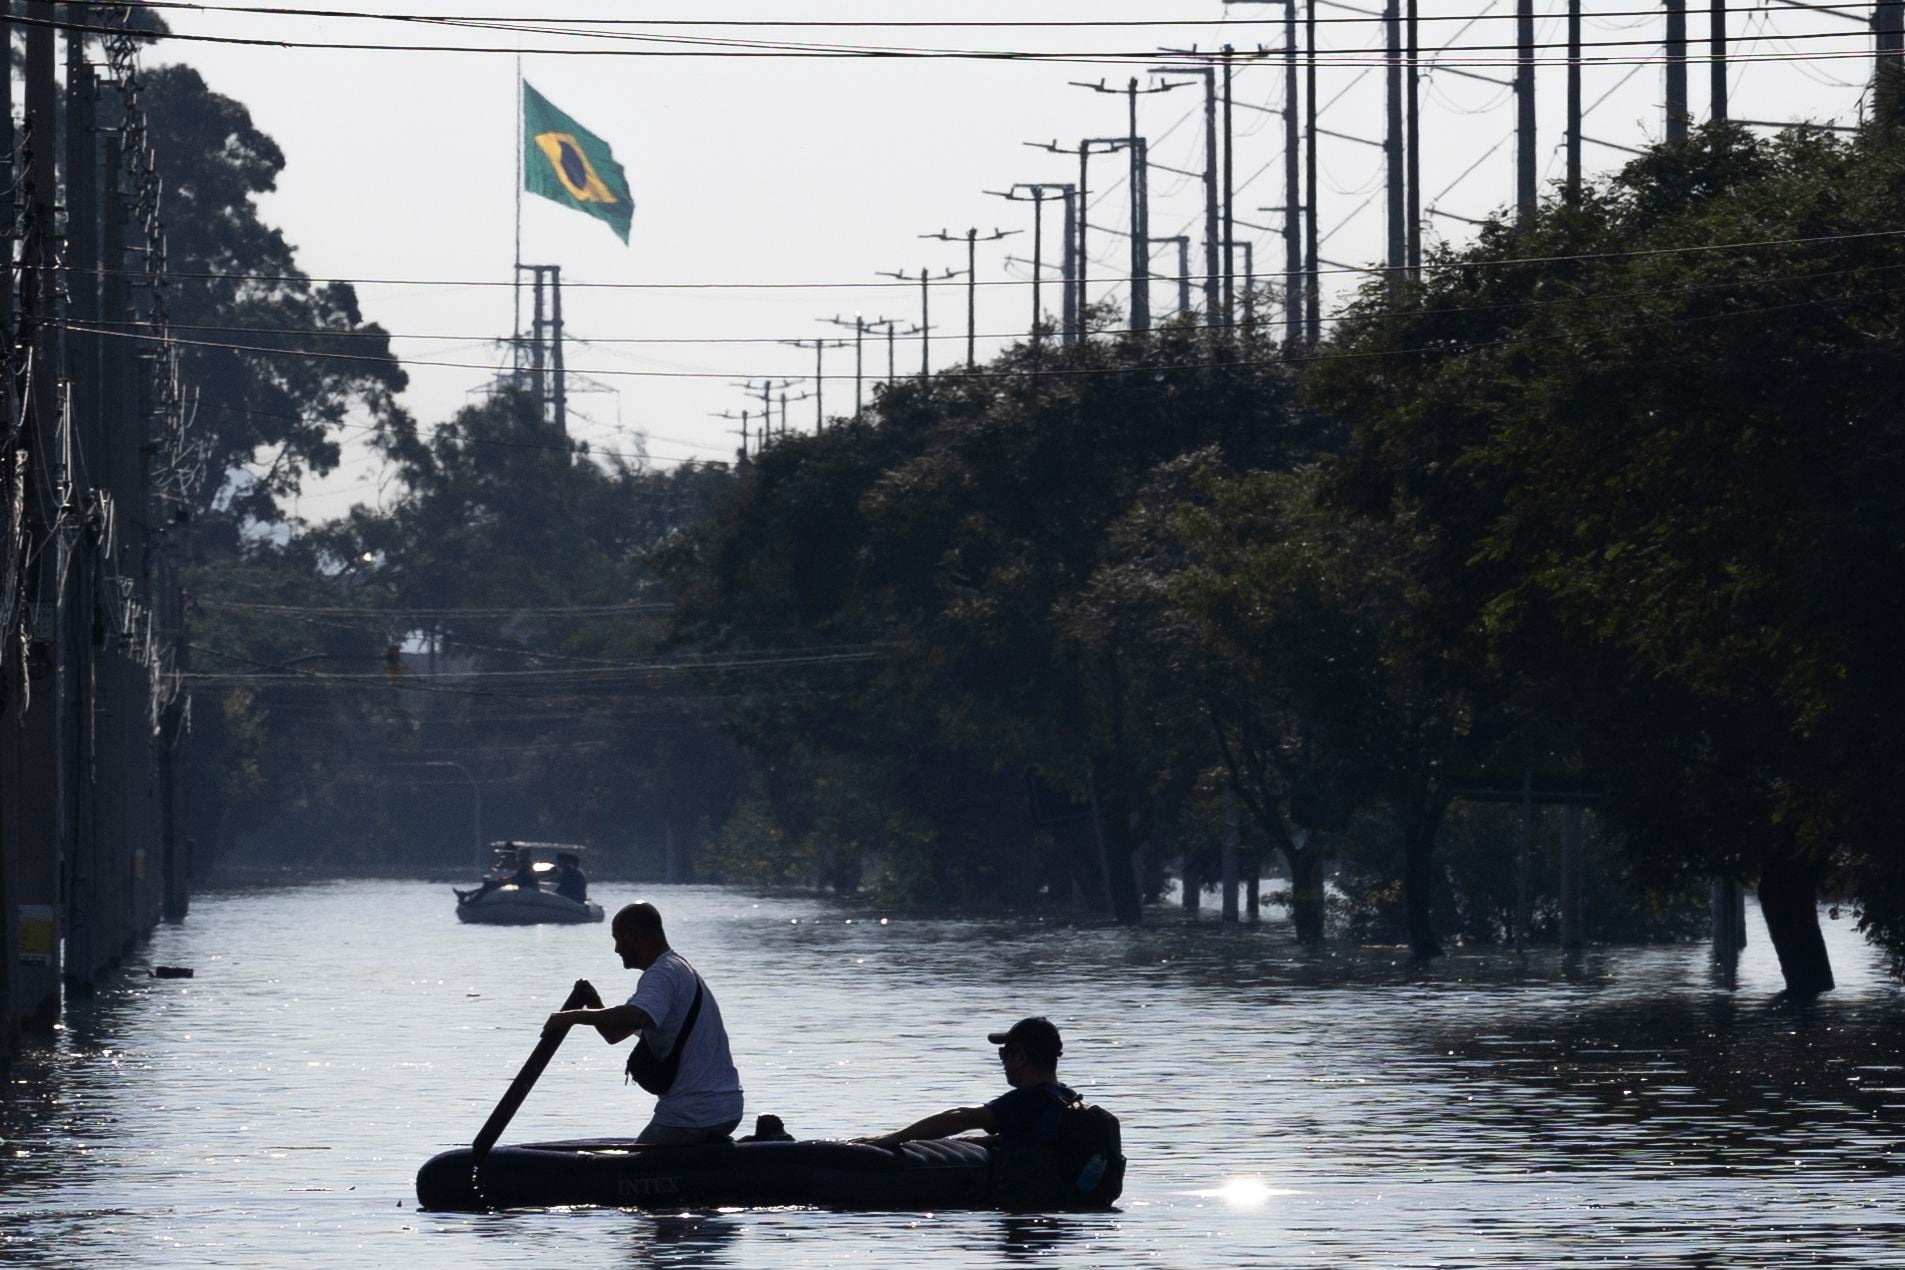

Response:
(986, 1016), (1063, 1066)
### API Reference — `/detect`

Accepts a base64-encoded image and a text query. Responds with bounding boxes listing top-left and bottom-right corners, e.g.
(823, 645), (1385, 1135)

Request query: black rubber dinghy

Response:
(416, 1137), (994, 1211)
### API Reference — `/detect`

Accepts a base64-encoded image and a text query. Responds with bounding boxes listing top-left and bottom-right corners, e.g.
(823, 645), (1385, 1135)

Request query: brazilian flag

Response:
(523, 80), (634, 244)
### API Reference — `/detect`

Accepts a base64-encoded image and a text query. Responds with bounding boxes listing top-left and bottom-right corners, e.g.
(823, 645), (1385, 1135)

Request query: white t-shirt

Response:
(627, 949), (744, 1129)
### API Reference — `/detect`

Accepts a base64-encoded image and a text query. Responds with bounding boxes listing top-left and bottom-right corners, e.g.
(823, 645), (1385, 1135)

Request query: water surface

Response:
(1, 880), (1899, 1266)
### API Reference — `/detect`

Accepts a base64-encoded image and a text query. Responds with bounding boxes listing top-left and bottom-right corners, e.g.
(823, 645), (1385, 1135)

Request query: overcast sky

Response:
(149, 1), (1871, 521)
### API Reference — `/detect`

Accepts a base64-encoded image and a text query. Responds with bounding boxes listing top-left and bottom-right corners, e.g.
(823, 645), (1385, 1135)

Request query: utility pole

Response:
(877, 266), (959, 380)
(1567, 0), (1583, 201)
(1286, 2), (1305, 324)
(1304, 0), (1320, 343)
(866, 318), (908, 386)
(1876, 0), (1903, 120)
(1030, 138), (1134, 337)
(1406, 0), (1421, 276)
(712, 409), (750, 461)
(819, 316), (872, 415)
(1150, 61), (1222, 324)
(1206, 15), (1301, 330)
(1071, 77), (1186, 333)
(528, 266), (545, 418)
(550, 265), (566, 436)
(745, 380), (799, 442)
(1517, 0), (1537, 223)
(922, 227), (1017, 366)
(1223, 45), (1236, 328)
(778, 337), (845, 431)
(1666, 0), (1689, 143)
(1710, 0), (1727, 122)
(517, 264), (567, 433)
(779, 390), (813, 439)
(1386, 0), (1405, 287)
(988, 183), (1075, 344)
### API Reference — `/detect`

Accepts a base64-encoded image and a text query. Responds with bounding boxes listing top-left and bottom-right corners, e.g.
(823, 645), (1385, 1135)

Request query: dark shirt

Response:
(986, 1081), (1076, 1150)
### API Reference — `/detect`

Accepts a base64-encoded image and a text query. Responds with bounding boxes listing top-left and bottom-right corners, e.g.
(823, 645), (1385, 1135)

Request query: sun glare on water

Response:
(1188, 1178), (1290, 1208)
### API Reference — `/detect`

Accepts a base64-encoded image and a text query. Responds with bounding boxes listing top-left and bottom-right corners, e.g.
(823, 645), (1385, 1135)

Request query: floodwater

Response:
(0, 880), (1900, 1267)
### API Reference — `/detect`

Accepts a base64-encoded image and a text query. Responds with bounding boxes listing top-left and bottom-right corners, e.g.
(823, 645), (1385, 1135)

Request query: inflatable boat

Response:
(454, 884), (603, 926)
(415, 1136), (994, 1211)
(454, 842), (602, 925)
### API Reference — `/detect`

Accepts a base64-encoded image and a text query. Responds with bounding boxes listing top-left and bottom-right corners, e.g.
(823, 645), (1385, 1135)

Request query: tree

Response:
(657, 315), (1324, 913)
(1307, 124), (1905, 990)
(142, 64), (407, 533)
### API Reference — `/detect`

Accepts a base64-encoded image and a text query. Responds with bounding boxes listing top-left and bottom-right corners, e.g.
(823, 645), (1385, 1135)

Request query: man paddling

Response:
(546, 902), (744, 1144)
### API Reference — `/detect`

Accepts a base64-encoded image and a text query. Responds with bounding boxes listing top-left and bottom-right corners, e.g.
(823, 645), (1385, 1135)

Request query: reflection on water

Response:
(996, 1213), (1084, 1262)
(636, 1213), (742, 1266)
(0, 879), (1900, 1267)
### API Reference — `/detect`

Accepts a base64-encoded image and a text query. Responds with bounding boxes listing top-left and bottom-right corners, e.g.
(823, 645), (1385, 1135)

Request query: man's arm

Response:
(860, 1104), (996, 1148)
(546, 1003), (654, 1045)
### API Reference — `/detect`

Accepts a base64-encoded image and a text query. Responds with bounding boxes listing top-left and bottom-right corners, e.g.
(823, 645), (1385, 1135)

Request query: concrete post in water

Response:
(1245, 873), (1260, 922)
(1711, 876), (1747, 965)
(1221, 788), (1241, 923)
(1515, 770), (1534, 951)
(1559, 804), (1586, 950)
(1181, 856), (1200, 913)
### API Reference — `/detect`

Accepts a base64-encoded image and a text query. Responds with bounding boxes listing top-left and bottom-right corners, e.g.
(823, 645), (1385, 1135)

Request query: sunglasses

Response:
(997, 1044), (1024, 1060)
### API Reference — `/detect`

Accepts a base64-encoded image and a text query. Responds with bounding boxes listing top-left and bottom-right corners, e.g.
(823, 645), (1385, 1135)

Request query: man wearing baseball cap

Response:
(860, 1016), (1073, 1152)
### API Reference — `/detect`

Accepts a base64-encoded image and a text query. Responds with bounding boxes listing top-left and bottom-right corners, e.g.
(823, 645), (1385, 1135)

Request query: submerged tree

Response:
(1308, 123), (1905, 990)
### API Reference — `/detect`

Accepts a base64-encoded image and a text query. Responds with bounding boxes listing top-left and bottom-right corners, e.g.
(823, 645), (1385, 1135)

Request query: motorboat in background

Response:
(454, 842), (603, 925)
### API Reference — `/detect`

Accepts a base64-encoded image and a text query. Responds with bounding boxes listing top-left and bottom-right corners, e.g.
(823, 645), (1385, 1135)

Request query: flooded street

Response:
(1, 880), (1900, 1266)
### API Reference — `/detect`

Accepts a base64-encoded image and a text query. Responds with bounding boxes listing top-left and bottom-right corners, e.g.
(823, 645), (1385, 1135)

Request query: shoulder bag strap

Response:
(657, 975), (705, 1084)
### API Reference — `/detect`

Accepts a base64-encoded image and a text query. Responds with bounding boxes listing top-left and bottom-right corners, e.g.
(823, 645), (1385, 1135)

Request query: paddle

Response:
(471, 978), (604, 1162)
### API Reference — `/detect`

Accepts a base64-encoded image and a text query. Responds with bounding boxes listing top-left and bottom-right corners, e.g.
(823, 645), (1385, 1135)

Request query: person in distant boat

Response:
(457, 850), (512, 905)
(508, 846), (540, 890)
(860, 1016), (1073, 1154)
(554, 852), (589, 903)
(545, 902), (745, 1145)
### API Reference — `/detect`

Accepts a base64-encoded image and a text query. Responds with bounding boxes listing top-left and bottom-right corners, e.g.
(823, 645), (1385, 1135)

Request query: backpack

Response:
(1052, 1098), (1125, 1208)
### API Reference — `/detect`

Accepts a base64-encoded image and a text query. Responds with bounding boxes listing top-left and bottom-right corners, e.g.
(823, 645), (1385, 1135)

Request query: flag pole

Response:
(513, 56), (524, 377)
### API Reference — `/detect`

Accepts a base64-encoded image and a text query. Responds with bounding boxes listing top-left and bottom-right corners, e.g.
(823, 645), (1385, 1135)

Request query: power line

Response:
(9, 8), (1888, 67)
(109, 1), (1882, 28)
(60, 231), (1905, 387)
(61, 223), (1905, 297)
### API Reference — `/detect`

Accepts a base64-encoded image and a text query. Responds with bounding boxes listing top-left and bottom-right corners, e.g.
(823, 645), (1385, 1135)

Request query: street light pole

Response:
(425, 760), (482, 872)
